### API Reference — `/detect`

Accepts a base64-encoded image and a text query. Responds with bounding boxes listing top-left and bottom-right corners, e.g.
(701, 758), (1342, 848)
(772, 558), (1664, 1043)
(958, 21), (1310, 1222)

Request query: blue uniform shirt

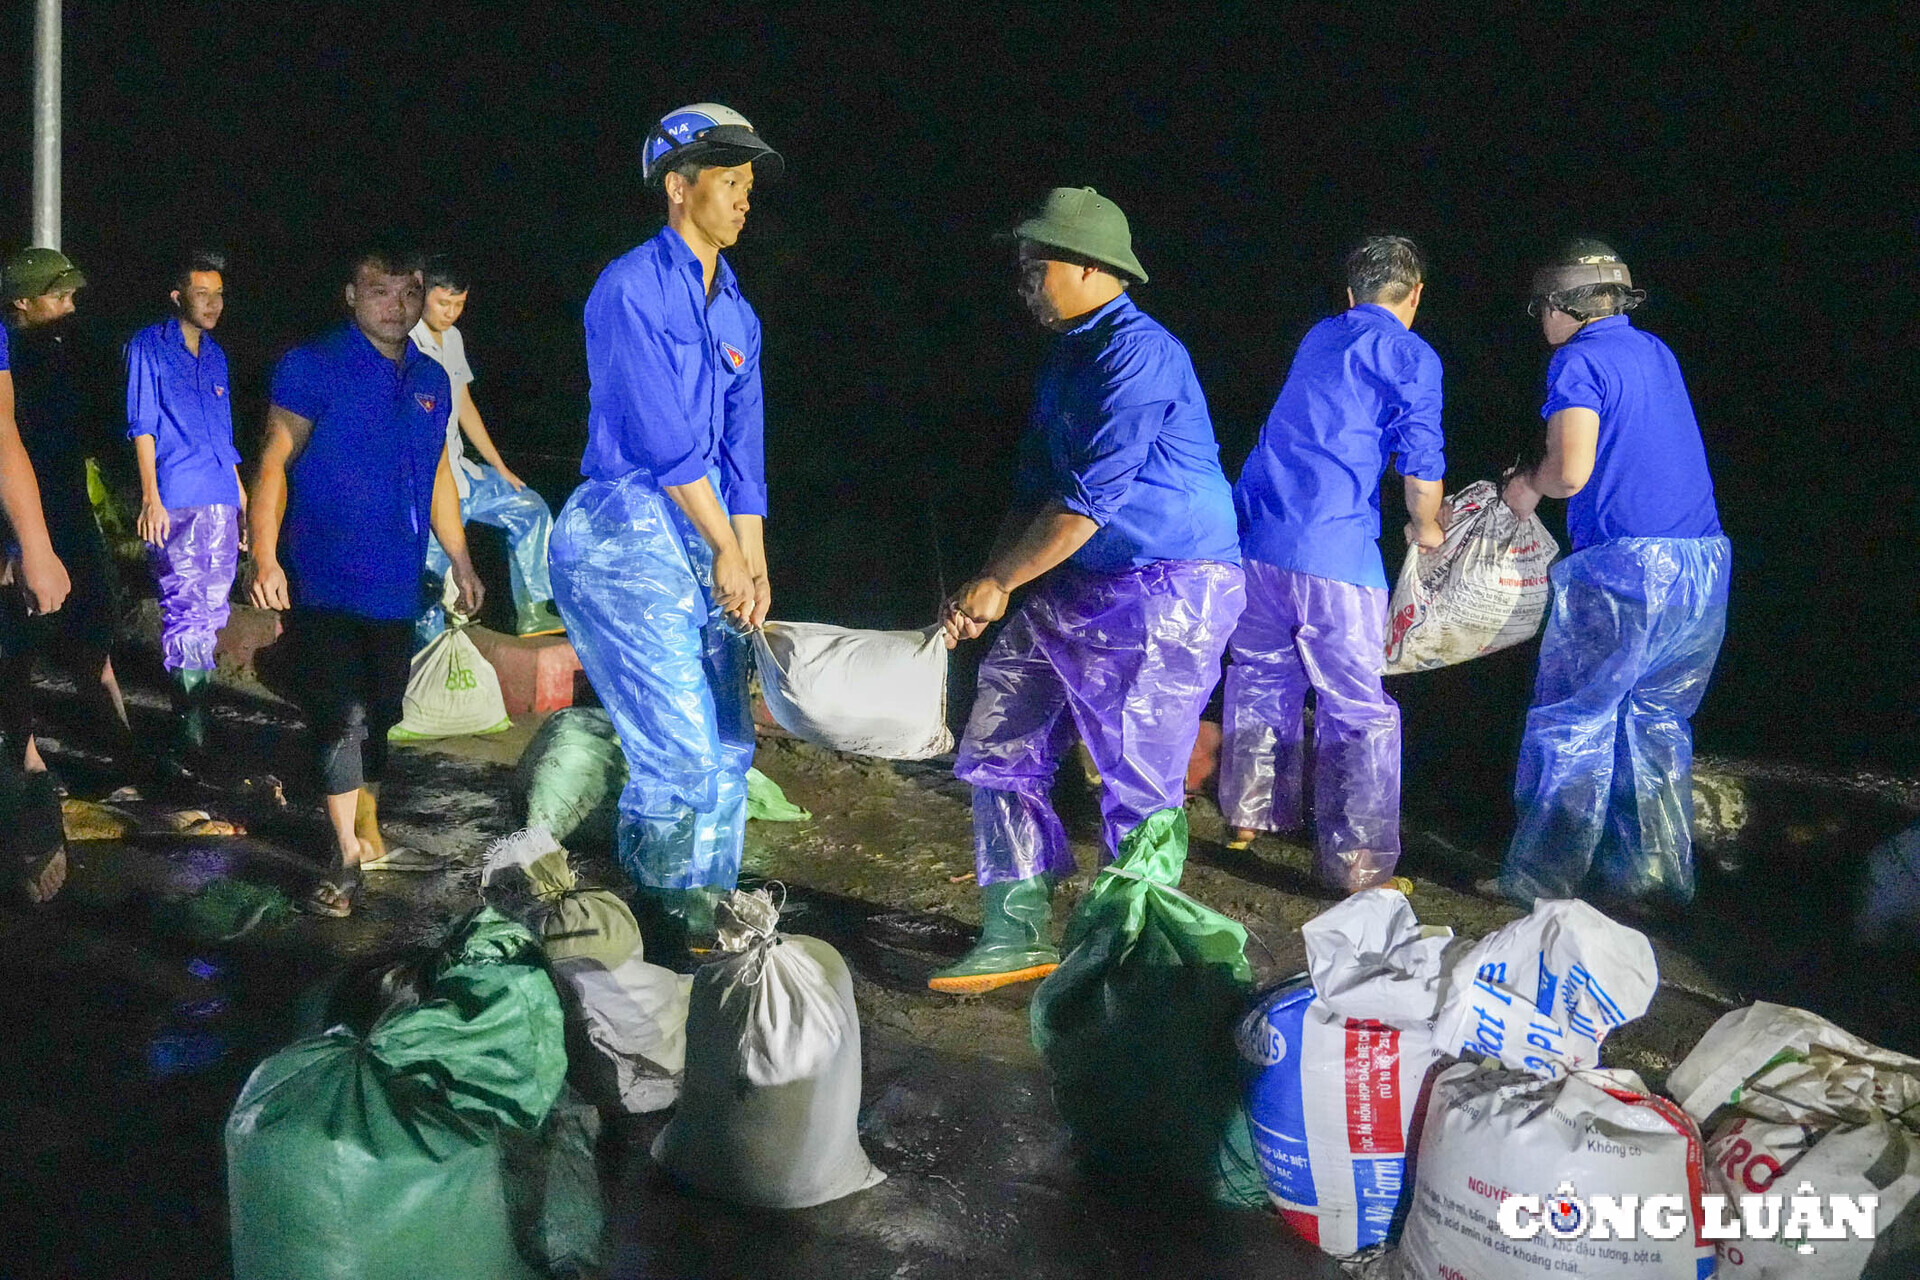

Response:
(1542, 315), (1722, 551)
(581, 226), (768, 517)
(270, 324), (451, 619)
(1235, 304), (1446, 590)
(0, 322), (8, 370)
(125, 318), (243, 509)
(1015, 294), (1239, 573)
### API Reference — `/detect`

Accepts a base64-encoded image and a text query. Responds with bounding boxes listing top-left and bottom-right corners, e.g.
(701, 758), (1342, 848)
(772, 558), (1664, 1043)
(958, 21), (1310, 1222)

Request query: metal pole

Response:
(32, 0), (61, 250)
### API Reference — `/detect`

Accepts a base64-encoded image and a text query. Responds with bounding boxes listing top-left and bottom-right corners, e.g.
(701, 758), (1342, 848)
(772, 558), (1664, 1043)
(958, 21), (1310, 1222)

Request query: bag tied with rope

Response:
(651, 886), (886, 1208)
(1030, 808), (1265, 1205)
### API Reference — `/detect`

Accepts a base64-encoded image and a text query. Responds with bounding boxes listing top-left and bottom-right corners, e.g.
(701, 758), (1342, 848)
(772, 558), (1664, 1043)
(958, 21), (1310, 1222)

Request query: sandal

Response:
(302, 865), (362, 918)
(357, 844), (449, 873)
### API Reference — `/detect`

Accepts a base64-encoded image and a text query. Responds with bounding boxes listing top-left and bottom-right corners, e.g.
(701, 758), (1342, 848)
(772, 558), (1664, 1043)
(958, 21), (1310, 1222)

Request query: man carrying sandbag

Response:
(1220, 236), (1448, 892)
(935, 188), (1244, 994)
(1490, 240), (1729, 909)
(550, 104), (782, 964)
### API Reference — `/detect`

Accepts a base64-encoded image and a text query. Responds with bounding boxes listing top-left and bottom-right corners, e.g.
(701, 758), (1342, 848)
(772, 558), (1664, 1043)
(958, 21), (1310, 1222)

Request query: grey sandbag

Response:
(516, 707), (624, 848)
(651, 889), (885, 1208)
(500, 1086), (606, 1275)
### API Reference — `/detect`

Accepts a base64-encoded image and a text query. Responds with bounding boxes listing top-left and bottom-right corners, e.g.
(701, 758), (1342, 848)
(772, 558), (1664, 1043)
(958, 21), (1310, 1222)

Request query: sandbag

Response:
(500, 1087), (607, 1276)
(1383, 479), (1559, 674)
(1383, 1062), (1717, 1280)
(225, 908), (566, 1280)
(1430, 897), (1657, 1078)
(390, 624), (512, 740)
(752, 620), (953, 760)
(482, 827), (689, 1113)
(1030, 808), (1258, 1202)
(651, 888), (884, 1208)
(1670, 1002), (1920, 1278)
(1240, 888), (1453, 1256)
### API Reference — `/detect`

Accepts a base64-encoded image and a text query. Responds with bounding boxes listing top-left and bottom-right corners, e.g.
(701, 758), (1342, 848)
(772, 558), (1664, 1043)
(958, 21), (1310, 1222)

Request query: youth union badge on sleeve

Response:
(721, 342), (746, 370)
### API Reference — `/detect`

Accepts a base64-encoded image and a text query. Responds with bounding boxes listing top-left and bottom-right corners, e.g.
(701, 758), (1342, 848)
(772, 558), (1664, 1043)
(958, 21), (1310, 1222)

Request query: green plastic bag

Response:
(226, 908), (568, 1280)
(1030, 808), (1258, 1203)
(518, 706), (807, 847)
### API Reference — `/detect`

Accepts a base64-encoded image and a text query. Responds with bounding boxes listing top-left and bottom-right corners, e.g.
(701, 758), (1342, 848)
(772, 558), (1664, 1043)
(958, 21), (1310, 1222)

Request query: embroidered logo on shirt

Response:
(213, 384), (226, 397)
(415, 393), (438, 413)
(721, 342), (746, 370)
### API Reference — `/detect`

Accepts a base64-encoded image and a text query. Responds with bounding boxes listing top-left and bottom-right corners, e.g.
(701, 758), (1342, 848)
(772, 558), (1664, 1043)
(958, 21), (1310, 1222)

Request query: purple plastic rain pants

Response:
(1218, 561), (1403, 892)
(955, 559), (1245, 886)
(150, 504), (241, 672)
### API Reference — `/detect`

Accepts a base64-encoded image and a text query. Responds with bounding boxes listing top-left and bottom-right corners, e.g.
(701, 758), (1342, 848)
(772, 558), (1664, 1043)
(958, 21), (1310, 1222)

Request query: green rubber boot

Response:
(157, 668), (214, 787)
(515, 600), (566, 637)
(630, 884), (721, 972)
(928, 875), (1060, 994)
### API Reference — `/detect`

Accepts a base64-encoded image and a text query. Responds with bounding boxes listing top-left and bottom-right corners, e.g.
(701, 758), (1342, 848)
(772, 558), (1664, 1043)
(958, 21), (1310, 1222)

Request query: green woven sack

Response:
(1030, 808), (1257, 1203)
(226, 908), (568, 1280)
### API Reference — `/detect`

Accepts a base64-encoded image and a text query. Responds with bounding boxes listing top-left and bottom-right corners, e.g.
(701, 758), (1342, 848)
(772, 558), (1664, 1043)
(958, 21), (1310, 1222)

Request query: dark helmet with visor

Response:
(1528, 239), (1647, 319)
(642, 102), (785, 187)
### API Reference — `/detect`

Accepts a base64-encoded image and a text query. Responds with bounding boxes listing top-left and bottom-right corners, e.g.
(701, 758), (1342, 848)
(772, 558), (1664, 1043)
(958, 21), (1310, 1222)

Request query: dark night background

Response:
(4, 2), (1915, 780)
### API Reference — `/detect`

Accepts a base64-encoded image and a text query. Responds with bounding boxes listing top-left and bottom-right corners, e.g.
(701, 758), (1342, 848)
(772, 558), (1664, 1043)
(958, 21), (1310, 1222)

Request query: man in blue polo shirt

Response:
(551, 103), (781, 963)
(933, 187), (1245, 994)
(126, 250), (247, 782)
(1492, 240), (1729, 910)
(250, 243), (483, 916)
(1222, 235), (1447, 893)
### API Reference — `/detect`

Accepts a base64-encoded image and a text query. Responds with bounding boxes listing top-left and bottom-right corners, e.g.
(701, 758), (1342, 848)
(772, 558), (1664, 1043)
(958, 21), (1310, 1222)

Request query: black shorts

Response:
(279, 608), (415, 794)
(0, 517), (121, 659)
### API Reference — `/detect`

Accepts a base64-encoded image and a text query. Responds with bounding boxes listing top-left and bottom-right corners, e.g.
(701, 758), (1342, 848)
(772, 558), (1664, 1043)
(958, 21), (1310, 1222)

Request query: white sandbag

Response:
(752, 621), (952, 760)
(651, 889), (884, 1209)
(1241, 888), (1455, 1256)
(1383, 479), (1559, 674)
(1672, 1003), (1920, 1278)
(1384, 1062), (1716, 1280)
(556, 954), (691, 1114)
(390, 625), (512, 740)
(1431, 898), (1657, 1078)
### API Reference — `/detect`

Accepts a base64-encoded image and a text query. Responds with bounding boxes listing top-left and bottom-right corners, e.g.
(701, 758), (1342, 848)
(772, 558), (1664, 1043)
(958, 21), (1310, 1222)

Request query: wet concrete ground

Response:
(3, 655), (1917, 1279)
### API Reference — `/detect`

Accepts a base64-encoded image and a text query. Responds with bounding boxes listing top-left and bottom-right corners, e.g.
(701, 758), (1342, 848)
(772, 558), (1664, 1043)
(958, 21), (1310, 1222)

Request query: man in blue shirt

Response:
(1223, 236), (1447, 893)
(126, 250), (247, 782)
(550, 103), (781, 964)
(249, 243), (484, 916)
(933, 187), (1245, 994)
(1492, 240), (1729, 909)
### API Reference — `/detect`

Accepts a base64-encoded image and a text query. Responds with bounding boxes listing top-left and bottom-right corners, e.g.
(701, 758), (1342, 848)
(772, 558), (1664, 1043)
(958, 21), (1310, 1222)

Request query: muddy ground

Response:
(3, 648), (1918, 1279)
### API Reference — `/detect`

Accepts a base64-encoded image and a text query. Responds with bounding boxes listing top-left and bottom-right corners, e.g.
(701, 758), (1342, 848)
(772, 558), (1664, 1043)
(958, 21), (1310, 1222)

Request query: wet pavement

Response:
(3, 652), (1918, 1279)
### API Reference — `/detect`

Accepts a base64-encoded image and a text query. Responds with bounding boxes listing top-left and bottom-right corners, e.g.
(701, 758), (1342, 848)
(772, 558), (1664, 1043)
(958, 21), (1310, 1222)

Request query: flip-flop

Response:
(358, 845), (450, 873)
(302, 867), (361, 918)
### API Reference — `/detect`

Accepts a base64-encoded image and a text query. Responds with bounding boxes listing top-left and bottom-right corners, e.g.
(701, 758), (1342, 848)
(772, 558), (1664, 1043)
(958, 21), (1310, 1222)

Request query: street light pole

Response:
(32, 0), (62, 250)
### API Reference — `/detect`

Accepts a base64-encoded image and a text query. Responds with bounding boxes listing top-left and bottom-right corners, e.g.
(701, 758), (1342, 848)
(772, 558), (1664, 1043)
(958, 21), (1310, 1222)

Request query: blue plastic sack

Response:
(549, 471), (753, 892)
(1501, 535), (1731, 904)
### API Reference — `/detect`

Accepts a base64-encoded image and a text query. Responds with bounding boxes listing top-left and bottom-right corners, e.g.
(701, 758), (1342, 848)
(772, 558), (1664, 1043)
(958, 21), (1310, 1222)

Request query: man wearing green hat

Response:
(933, 188), (1245, 994)
(1, 248), (137, 788)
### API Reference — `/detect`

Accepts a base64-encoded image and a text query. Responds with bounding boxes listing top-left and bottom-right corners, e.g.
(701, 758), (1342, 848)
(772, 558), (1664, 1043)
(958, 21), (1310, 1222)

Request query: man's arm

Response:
(248, 405), (312, 610)
(1502, 406), (1600, 519)
(452, 383), (524, 490)
(662, 476), (755, 626)
(1403, 476), (1446, 551)
(133, 434), (170, 546)
(941, 502), (1100, 644)
(428, 446), (485, 617)
(0, 371), (69, 615)
(730, 513), (770, 628)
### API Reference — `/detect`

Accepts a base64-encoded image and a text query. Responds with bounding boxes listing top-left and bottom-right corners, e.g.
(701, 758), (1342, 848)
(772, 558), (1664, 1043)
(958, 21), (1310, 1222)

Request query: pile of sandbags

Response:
(652, 887), (885, 1208)
(482, 826), (690, 1113)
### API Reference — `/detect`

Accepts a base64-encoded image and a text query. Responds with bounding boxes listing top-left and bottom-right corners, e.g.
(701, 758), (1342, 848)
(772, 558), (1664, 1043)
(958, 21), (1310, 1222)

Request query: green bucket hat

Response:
(1009, 187), (1149, 284)
(4, 247), (86, 301)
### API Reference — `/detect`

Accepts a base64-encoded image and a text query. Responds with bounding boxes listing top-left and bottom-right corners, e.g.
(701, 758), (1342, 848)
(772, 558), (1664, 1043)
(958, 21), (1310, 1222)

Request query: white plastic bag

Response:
(1671, 1003), (1920, 1278)
(651, 888), (884, 1208)
(1431, 898), (1657, 1078)
(1384, 479), (1559, 674)
(1241, 892), (1452, 1258)
(752, 621), (952, 760)
(390, 625), (511, 740)
(1385, 1062), (1716, 1280)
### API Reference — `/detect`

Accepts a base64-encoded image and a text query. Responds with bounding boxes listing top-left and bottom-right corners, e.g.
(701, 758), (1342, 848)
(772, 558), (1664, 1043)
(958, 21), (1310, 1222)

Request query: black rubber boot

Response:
(630, 885), (721, 971)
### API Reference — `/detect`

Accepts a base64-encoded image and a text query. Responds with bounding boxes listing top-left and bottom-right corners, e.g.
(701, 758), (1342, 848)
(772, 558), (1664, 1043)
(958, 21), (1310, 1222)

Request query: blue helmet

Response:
(642, 103), (785, 187)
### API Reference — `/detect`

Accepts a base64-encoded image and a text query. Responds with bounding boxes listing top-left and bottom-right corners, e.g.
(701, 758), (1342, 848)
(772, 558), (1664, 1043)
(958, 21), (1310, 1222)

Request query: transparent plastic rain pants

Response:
(420, 463), (558, 645)
(1500, 536), (1731, 905)
(549, 471), (752, 892)
(955, 559), (1245, 885)
(1218, 562), (1402, 891)
(150, 504), (241, 672)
